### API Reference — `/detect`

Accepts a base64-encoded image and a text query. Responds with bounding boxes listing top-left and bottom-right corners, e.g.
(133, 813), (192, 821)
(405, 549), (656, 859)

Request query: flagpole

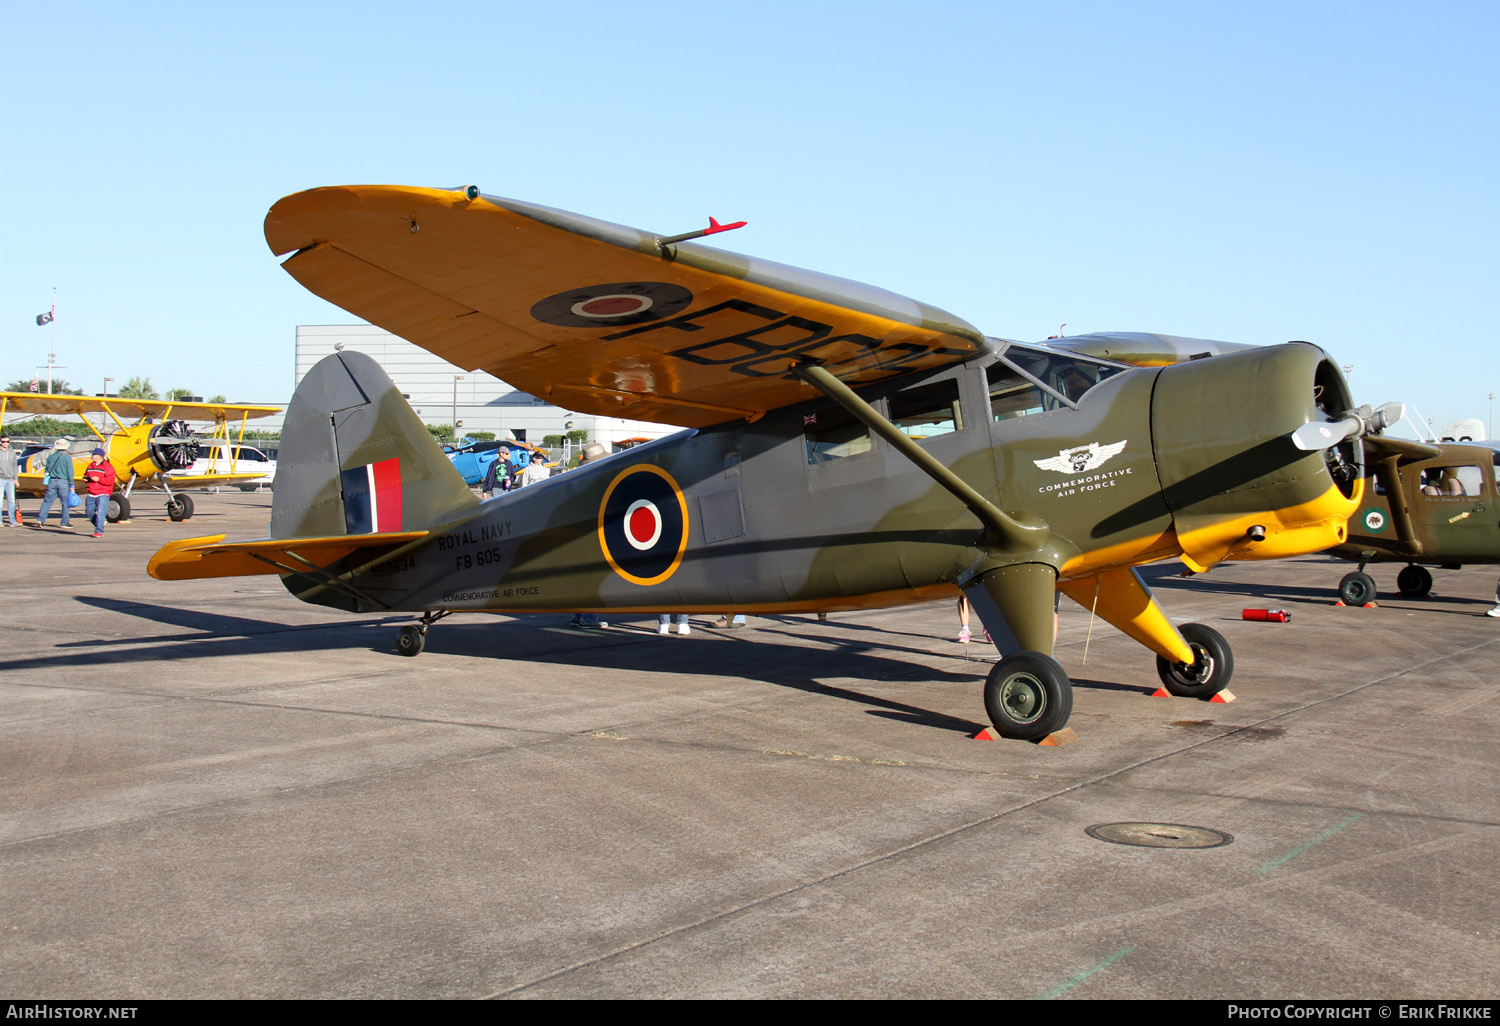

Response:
(48, 288), (56, 393)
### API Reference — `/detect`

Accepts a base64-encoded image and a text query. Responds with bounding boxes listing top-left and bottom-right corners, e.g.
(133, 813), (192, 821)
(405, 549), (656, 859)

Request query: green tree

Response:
(468, 430), (495, 441)
(119, 377), (159, 400)
(565, 429), (589, 445)
(165, 387), (196, 401)
(208, 394), (227, 404)
(426, 423), (455, 442)
(6, 377), (78, 395)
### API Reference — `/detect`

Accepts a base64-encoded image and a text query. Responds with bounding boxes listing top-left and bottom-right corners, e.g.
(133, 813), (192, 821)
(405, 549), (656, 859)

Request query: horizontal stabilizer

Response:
(148, 531), (428, 581)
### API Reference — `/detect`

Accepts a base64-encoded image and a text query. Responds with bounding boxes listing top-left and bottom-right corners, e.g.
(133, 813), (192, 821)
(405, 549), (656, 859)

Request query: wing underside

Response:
(264, 185), (989, 428)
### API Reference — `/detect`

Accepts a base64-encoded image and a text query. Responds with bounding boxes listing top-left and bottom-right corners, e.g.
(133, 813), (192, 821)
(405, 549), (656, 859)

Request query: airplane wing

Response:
(264, 185), (989, 428)
(0, 392), (280, 422)
(148, 531), (429, 581)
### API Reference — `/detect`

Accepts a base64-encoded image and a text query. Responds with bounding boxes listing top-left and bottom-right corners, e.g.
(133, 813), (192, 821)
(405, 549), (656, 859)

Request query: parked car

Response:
(173, 440), (277, 490)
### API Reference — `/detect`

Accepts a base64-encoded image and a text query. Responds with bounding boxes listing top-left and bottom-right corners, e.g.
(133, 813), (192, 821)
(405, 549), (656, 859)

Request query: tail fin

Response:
(272, 351), (476, 539)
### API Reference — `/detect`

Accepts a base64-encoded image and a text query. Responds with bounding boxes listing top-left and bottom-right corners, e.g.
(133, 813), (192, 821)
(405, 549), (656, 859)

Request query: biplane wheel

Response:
(1396, 564), (1432, 598)
(1337, 570), (1377, 606)
(1155, 623), (1234, 699)
(983, 651), (1073, 741)
(166, 498), (186, 522)
(107, 492), (130, 524)
(178, 494), (195, 519)
(397, 626), (425, 657)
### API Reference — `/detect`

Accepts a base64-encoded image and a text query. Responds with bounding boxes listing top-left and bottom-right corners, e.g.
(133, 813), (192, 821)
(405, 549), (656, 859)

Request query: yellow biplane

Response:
(1, 392), (280, 522)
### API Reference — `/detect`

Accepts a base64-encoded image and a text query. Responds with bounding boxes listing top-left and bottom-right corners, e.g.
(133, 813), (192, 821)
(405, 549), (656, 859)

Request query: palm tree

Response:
(119, 377), (159, 400)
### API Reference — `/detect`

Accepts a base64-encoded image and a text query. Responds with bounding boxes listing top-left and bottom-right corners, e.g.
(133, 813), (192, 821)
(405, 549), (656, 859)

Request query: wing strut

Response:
(792, 361), (1049, 554)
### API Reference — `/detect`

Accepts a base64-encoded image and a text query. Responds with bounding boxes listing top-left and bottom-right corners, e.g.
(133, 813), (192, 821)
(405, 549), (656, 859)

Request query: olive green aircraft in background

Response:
(1327, 440), (1500, 605)
(149, 185), (1406, 741)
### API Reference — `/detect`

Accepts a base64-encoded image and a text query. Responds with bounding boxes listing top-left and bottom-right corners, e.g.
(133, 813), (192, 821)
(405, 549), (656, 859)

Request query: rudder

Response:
(271, 351), (476, 539)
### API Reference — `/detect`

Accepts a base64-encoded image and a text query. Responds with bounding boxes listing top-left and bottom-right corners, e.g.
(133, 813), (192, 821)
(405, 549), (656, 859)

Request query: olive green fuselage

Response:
(284, 342), (1354, 618)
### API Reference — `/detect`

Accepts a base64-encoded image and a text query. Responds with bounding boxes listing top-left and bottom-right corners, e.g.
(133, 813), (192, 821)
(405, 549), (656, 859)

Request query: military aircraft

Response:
(1326, 439), (1500, 604)
(1, 392), (280, 522)
(147, 184), (1401, 741)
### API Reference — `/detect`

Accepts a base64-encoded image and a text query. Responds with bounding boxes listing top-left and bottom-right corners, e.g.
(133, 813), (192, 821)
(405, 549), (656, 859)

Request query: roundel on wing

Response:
(531, 282), (694, 329)
(598, 465), (689, 585)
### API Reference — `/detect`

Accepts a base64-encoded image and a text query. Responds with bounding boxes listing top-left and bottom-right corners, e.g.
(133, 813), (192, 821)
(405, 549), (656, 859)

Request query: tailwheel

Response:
(1155, 623), (1234, 699)
(1337, 570), (1377, 605)
(983, 651), (1074, 741)
(1396, 564), (1432, 598)
(397, 625), (426, 657)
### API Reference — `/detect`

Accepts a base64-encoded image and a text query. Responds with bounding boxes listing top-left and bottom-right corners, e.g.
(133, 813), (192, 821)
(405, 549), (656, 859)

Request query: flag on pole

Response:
(36, 311), (54, 326)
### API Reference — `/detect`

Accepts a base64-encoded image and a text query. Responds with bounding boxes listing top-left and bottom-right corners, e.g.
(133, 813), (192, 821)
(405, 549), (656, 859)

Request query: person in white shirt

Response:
(519, 452), (552, 487)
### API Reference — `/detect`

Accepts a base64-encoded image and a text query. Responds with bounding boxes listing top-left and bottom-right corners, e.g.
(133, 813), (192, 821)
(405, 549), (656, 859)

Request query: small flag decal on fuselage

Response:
(342, 458), (402, 534)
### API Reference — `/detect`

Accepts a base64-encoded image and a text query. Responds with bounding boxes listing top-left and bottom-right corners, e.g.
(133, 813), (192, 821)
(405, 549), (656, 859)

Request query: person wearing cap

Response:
(519, 451), (551, 488)
(82, 448), (118, 538)
(34, 439), (77, 529)
(0, 434), (19, 526)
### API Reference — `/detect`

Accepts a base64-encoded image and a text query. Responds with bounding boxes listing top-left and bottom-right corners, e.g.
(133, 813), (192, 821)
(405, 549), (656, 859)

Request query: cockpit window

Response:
(1419, 465), (1484, 497)
(987, 364), (1049, 421)
(1004, 346), (1127, 405)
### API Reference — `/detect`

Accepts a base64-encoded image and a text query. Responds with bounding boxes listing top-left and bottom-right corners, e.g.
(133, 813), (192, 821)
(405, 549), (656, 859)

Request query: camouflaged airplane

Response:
(1326, 439), (1500, 605)
(149, 184), (1403, 741)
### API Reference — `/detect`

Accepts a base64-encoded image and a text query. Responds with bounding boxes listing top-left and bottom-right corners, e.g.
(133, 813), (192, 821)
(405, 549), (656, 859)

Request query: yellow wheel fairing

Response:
(597, 465), (690, 586)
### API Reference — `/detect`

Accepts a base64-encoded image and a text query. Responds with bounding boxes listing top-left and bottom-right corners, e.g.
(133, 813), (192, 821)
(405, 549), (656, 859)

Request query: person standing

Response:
(82, 448), (117, 538)
(34, 440), (76, 529)
(0, 434), (19, 526)
(520, 452), (551, 487)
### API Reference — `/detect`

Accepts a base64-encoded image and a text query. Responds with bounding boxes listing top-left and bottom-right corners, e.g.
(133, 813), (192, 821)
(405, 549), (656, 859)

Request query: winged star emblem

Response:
(1033, 440), (1128, 475)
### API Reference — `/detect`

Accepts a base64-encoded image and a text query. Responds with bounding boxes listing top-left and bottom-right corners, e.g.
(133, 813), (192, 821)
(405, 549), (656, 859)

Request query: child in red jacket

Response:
(82, 449), (117, 538)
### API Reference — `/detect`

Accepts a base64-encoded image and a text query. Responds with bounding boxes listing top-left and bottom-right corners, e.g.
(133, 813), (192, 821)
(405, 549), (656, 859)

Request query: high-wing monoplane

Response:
(1, 393), (280, 522)
(149, 185), (1399, 741)
(1326, 440), (1500, 604)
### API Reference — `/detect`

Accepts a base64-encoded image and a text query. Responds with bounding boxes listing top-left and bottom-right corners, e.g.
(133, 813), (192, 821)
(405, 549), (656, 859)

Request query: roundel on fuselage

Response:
(598, 465), (689, 585)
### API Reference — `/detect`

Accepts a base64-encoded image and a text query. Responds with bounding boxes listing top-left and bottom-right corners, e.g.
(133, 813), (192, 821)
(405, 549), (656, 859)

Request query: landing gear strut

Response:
(166, 493), (195, 522)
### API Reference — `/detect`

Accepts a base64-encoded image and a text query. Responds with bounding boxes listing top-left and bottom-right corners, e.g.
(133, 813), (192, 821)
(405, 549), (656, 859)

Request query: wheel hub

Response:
(999, 673), (1045, 724)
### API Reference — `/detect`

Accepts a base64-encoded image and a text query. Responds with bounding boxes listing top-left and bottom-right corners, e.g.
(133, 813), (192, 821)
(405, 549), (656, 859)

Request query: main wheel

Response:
(1396, 564), (1432, 598)
(397, 625), (426, 657)
(107, 492), (130, 524)
(166, 498), (187, 522)
(983, 651), (1073, 741)
(1155, 623), (1234, 698)
(1338, 570), (1377, 605)
(177, 493), (194, 519)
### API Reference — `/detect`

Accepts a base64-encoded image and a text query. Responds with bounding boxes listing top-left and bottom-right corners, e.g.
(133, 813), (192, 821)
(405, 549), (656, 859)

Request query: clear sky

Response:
(3, 0), (1496, 436)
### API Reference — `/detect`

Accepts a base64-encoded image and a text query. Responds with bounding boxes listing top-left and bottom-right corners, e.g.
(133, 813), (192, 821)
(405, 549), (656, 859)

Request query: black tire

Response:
(1338, 570), (1377, 606)
(166, 498), (187, 522)
(107, 492), (130, 524)
(177, 493), (194, 519)
(397, 626), (425, 657)
(983, 651), (1074, 741)
(1396, 564), (1432, 598)
(1155, 623), (1234, 699)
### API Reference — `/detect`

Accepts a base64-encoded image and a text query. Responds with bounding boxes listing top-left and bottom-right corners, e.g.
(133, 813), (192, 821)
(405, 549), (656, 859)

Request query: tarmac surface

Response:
(2, 492), (1497, 999)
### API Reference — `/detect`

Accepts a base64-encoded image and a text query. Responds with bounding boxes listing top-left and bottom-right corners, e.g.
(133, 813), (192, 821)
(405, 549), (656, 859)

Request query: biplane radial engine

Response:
(149, 185), (1402, 740)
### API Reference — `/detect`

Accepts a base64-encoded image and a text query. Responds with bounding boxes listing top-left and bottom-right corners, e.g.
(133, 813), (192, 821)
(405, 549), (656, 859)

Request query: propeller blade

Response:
(1291, 419), (1359, 451)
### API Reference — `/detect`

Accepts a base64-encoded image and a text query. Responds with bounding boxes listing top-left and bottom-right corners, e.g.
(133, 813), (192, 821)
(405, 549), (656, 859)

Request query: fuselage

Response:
(287, 340), (1361, 616)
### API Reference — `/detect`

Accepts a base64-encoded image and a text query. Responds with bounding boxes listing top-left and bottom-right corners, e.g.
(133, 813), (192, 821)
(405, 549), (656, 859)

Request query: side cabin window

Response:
(805, 404), (872, 464)
(889, 379), (963, 440)
(1418, 464), (1485, 498)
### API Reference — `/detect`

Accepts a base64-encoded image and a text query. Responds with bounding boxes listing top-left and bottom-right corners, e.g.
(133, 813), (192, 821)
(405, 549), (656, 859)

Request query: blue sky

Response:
(3, 0), (1496, 435)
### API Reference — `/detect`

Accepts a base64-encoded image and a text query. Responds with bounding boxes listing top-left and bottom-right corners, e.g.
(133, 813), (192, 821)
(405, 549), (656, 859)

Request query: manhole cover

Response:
(1085, 822), (1233, 849)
